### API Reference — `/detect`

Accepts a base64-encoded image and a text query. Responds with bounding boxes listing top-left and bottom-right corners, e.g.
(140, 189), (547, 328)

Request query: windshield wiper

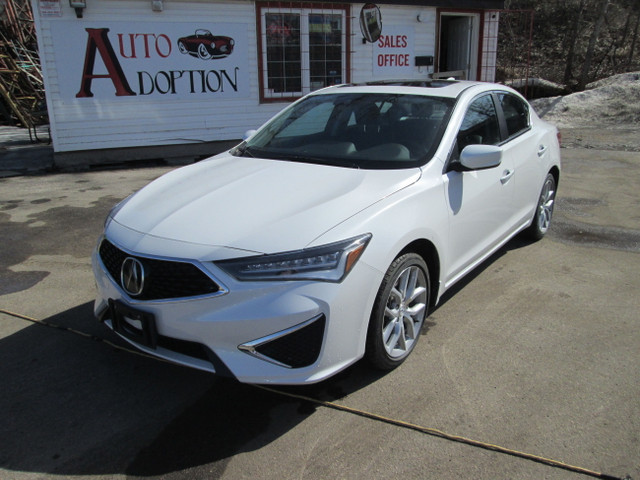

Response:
(231, 143), (256, 158)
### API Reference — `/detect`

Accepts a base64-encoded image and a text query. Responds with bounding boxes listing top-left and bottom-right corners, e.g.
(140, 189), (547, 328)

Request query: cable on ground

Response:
(0, 308), (632, 480)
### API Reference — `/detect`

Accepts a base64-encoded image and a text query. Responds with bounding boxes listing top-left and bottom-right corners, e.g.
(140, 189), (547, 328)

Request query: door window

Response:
(457, 94), (501, 152)
(499, 93), (530, 139)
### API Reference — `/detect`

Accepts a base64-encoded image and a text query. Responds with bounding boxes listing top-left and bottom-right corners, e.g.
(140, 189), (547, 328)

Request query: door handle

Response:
(500, 169), (514, 184)
(538, 145), (548, 157)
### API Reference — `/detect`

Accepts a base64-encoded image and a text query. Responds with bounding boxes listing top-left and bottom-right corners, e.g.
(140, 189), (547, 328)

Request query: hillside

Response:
(501, 0), (640, 92)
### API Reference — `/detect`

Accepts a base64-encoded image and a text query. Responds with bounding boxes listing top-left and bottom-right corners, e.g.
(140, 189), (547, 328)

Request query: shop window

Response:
(258, 2), (349, 102)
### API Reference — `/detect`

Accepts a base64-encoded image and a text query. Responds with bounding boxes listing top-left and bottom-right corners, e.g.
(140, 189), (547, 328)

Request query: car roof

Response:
(314, 80), (495, 99)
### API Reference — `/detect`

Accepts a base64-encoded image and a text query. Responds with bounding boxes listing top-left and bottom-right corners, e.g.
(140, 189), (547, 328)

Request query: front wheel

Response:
(525, 172), (557, 240)
(366, 253), (430, 370)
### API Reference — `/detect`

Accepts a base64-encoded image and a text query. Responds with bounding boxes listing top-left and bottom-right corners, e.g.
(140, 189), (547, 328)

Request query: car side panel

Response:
(311, 158), (450, 315)
(506, 123), (559, 228)
(442, 153), (516, 288)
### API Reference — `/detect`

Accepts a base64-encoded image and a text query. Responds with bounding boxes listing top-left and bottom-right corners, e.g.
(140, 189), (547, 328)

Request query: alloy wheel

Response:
(382, 265), (427, 359)
(537, 175), (556, 234)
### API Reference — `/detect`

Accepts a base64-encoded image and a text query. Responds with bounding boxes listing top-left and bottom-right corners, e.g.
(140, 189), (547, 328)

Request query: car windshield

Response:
(233, 92), (454, 169)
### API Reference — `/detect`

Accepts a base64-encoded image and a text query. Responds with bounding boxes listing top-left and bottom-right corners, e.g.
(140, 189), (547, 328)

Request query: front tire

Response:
(525, 172), (556, 240)
(366, 253), (430, 370)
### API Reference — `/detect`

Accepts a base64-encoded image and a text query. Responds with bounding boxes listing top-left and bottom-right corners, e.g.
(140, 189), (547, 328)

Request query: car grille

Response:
(99, 238), (220, 301)
(254, 315), (326, 368)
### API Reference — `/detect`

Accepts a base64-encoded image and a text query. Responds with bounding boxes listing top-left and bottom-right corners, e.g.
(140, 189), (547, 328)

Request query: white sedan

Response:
(92, 80), (560, 384)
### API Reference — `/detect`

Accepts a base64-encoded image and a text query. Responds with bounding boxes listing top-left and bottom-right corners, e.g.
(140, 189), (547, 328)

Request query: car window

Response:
(499, 93), (530, 138)
(276, 102), (335, 138)
(457, 95), (501, 152)
(239, 92), (454, 169)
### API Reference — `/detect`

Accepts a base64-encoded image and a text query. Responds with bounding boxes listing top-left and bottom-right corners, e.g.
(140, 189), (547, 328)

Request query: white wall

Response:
(31, 1), (446, 153)
(350, 6), (437, 83)
(33, 0), (282, 152)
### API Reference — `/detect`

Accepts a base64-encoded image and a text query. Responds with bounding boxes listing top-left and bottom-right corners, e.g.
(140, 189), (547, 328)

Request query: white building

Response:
(31, 0), (503, 165)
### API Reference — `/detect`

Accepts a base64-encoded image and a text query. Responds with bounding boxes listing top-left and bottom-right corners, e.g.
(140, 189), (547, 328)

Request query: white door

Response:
(443, 94), (515, 286)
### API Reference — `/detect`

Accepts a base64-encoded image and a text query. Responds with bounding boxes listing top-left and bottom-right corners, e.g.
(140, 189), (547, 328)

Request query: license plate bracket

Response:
(109, 299), (158, 349)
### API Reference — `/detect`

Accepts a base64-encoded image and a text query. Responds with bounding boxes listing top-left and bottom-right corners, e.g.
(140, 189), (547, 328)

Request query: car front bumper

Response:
(92, 238), (382, 384)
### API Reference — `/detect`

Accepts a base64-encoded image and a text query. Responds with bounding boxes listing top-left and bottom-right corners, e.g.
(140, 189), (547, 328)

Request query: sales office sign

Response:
(50, 22), (250, 102)
(373, 26), (414, 77)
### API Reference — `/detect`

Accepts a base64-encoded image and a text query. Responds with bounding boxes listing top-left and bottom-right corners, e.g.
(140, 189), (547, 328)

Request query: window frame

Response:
(446, 89), (535, 169)
(456, 93), (501, 149)
(496, 92), (532, 142)
(256, 2), (351, 103)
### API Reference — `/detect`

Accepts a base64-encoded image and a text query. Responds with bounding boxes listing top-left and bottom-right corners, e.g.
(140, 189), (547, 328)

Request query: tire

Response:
(178, 41), (188, 54)
(525, 172), (557, 240)
(366, 253), (430, 370)
(197, 43), (212, 60)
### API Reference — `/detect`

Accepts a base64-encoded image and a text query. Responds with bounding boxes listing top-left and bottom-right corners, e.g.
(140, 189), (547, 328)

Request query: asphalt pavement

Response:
(0, 132), (638, 480)
(0, 126), (54, 177)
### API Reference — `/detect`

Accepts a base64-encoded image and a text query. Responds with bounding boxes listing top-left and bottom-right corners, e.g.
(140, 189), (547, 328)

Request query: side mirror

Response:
(459, 144), (502, 171)
(243, 129), (257, 141)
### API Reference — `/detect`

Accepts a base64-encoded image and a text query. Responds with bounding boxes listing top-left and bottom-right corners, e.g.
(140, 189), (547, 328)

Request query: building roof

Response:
(357, 0), (504, 7)
(265, 0), (505, 8)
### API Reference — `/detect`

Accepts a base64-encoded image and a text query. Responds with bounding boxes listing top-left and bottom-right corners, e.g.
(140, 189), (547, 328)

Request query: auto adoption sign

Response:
(50, 21), (250, 102)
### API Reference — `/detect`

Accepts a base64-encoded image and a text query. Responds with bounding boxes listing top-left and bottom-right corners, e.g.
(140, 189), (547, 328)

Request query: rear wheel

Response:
(197, 43), (212, 60)
(366, 253), (429, 370)
(526, 172), (556, 240)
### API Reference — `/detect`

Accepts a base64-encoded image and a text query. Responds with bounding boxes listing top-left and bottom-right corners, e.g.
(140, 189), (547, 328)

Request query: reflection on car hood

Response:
(111, 154), (421, 254)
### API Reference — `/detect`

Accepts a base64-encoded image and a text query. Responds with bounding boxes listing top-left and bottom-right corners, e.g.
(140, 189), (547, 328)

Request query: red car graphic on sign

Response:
(177, 29), (235, 59)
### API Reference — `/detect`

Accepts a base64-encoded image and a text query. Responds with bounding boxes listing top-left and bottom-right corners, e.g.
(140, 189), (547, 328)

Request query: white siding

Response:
(32, 1), (474, 153)
(350, 5), (437, 83)
(32, 0), (287, 152)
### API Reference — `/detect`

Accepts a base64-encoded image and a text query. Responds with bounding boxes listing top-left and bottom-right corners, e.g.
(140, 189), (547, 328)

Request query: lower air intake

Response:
(252, 315), (326, 368)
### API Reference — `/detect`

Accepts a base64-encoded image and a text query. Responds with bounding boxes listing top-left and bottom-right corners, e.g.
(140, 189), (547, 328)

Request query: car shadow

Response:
(0, 301), (387, 477)
(430, 232), (536, 315)
(0, 234), (539, 477)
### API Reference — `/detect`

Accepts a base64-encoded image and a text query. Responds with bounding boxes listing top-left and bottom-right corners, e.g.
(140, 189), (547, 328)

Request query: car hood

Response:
(110, 154), (421, 255)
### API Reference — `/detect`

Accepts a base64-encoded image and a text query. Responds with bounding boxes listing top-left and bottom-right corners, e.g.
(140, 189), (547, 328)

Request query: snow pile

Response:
(531, 72), (640, 128)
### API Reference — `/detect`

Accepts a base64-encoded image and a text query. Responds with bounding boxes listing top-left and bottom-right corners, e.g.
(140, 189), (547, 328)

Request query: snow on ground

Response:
(531, 72), (640, 128)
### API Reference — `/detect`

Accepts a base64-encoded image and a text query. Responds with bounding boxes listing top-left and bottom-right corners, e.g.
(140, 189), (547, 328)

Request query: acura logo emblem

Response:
(121, 257), (145, 297)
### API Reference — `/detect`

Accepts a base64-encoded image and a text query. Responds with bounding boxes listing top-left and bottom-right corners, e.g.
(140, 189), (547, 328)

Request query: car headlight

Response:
(216, 234), (372, 282)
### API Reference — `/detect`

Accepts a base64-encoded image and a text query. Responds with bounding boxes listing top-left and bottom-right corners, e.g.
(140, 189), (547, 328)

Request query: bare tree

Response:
(577, 0), (610, 89)
(628, 2), (640, 67)
(563, 0), (586, 84)
(500, 0), (640, 91)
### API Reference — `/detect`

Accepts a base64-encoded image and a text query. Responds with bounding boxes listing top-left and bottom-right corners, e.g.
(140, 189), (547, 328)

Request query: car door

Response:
(497, 92), (548, 227)
(442, 93), (516, 286)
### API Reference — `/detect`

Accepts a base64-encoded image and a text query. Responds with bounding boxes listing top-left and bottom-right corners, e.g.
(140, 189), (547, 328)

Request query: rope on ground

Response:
(0, 308), (632, 480)
(0, 308), (173, 364)
(255, 384), (628, 480)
